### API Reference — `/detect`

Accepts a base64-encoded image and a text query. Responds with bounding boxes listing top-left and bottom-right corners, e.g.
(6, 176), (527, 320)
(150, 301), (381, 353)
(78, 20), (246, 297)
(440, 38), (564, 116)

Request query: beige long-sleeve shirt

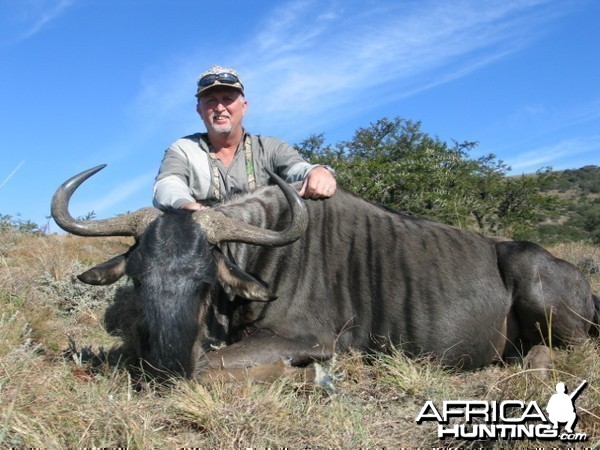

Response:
(153, 132), (318, 209)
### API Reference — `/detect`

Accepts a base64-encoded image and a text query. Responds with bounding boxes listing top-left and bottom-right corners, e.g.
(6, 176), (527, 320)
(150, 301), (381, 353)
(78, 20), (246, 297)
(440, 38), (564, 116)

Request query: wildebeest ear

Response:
(78, 253), (127, 285)
(213, 251), (276, 302)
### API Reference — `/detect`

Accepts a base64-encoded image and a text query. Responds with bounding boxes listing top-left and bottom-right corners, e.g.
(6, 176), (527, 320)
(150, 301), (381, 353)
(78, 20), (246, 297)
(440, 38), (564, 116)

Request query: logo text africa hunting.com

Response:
(416, 380), (588, 442)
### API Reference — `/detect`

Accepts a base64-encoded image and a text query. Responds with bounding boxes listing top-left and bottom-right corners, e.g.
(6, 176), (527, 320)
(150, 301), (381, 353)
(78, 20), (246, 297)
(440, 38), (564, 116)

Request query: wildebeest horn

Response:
(51, 164), (161, 238)
(193, 169), (309, 246)
(52, 165), (307, 246)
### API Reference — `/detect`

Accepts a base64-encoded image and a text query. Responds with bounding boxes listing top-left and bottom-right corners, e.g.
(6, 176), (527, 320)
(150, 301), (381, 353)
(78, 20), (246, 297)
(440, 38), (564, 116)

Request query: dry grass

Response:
(1, 231), (599, 448)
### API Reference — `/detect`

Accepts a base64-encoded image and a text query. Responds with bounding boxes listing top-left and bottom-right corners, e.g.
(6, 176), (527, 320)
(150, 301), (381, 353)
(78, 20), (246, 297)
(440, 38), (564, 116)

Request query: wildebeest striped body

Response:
(217, 188), (514, 370)
(51, 166), (599, 379)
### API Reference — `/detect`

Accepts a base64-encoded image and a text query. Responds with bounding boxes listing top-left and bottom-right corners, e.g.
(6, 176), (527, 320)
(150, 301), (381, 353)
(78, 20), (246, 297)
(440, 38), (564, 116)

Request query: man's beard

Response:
(210, 117), (232, 135)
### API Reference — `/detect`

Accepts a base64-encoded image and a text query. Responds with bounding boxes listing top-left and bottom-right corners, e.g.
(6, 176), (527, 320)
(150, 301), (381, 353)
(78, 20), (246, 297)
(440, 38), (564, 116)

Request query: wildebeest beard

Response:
(118, 210), (226, 379)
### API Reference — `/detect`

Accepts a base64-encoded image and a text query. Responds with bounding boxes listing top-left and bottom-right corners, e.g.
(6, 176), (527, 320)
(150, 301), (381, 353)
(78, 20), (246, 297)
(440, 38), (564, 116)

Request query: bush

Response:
(296, 117), (560, 239)
(0, 214), (43, 234)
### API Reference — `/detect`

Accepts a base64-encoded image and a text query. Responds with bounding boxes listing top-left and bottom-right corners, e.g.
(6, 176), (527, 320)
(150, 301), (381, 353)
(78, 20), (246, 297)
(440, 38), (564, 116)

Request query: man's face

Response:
(197, 87), (248, 136)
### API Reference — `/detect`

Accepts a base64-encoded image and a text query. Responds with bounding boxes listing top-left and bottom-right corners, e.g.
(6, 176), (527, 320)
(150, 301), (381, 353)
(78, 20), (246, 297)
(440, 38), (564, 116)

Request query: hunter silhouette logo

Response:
(545, 380), (587, 434)
(416, 379), (588, 442)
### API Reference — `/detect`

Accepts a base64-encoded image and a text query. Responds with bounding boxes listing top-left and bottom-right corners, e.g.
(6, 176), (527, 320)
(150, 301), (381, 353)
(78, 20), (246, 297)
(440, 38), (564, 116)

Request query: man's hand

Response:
(298, 166), (337, 199)
(179, 202), (207, 211)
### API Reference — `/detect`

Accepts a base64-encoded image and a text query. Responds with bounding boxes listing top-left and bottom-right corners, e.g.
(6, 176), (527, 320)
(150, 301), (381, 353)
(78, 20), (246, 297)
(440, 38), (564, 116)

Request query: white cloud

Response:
(21, 0), (75, 39)
(0, 0), (75, 44)
(508, 135), (600, 172)
(120, 0), (585, 151)
(70, 171), (155, 217)
(228, 0), (571, 138)
(0, 160), (26, 190)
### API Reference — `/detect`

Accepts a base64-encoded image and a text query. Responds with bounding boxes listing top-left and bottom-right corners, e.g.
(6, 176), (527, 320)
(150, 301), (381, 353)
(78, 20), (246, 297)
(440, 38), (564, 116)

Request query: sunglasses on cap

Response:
(198, 72), (242, 87)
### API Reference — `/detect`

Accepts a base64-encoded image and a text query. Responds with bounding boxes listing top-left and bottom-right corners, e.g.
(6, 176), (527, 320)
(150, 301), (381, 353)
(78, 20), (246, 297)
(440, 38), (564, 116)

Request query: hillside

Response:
(545, 165), (600, 195)
(533, 165), (600, 244)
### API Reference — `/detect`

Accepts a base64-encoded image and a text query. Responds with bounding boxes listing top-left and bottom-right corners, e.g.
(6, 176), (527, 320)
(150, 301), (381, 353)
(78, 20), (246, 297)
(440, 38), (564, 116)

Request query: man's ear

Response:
(213, 250), (276, 302)
(242, 97), (248, 116)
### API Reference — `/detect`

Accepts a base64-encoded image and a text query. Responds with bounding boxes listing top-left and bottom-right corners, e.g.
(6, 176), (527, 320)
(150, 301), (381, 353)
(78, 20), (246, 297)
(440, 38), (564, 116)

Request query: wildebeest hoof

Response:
(312, 363), (336, 393)
(523, 345), (553, 380)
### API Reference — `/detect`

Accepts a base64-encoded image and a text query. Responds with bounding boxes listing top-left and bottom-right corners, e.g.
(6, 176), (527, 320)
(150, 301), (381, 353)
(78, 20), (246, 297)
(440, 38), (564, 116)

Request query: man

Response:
(153, 66), (336, 211)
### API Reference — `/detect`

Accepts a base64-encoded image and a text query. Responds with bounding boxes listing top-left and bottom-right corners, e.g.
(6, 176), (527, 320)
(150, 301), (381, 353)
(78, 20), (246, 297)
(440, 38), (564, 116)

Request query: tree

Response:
(0, 214), (41, 234)
(568, 198), (600, 244)
(296, 117), (558, 238)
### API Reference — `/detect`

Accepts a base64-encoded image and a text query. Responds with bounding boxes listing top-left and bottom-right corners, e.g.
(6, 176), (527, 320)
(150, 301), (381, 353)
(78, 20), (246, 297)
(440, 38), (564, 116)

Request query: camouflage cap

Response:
(196, 66), (244, 97)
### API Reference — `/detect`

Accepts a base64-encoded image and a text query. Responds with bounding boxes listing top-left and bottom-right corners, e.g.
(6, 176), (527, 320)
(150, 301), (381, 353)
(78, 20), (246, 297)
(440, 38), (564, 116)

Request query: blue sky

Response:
(1, 0), (599, 232)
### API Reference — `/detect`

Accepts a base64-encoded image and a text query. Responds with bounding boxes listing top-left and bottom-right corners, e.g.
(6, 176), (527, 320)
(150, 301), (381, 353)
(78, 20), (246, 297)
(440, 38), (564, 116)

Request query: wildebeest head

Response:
(51, 164), (308, 377)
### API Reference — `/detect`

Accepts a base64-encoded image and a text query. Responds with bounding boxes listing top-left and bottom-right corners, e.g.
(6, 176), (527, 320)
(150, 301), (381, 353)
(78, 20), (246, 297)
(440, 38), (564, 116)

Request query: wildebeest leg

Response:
(200, 357), (327, 385)
(193, 329), (334, 380)
(523, 345), (553, 380)
(497, 241), (595, 361)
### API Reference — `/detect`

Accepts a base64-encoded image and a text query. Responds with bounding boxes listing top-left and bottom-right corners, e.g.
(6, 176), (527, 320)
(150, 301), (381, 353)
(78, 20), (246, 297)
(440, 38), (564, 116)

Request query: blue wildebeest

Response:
(51, 165), (599, 381)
